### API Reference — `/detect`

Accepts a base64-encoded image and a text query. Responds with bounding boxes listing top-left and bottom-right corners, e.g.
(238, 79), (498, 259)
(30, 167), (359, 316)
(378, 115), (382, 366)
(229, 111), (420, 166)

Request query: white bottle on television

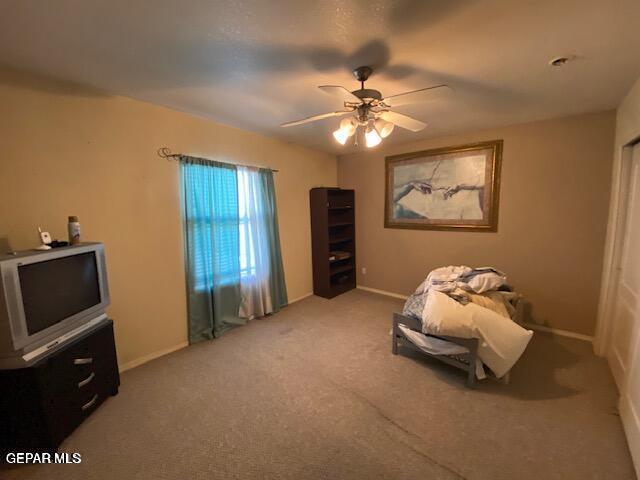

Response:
(68, 216), (81, 245)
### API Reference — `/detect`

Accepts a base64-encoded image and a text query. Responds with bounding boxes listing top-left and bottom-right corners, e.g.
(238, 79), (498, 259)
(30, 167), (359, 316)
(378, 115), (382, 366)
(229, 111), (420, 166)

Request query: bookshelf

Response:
(310, 188), (356, 298)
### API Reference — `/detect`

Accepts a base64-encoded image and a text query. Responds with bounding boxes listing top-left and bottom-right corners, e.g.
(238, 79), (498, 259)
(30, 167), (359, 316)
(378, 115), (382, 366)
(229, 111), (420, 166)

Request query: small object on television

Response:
(38, 227), (51, 245)
(36, 227), (52, 251)
(68, 216), (81, 245)
(50, 240), (69, 248)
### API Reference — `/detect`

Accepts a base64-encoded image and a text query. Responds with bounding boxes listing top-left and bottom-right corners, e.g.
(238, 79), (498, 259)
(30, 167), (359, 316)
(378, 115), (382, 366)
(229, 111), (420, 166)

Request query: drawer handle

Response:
(78, 372), (95, 388)
(74, 357), (93, 365)
(81, 394), (98, 411)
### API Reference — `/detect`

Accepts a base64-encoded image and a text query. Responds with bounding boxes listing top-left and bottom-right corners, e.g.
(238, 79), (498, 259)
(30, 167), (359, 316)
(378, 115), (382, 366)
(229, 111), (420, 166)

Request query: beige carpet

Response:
(4, 290), (635, 480)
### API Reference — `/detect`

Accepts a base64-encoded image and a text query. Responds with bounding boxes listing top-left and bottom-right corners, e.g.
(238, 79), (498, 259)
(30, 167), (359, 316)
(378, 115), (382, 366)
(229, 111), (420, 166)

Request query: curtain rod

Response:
(157, 147), (279, 172)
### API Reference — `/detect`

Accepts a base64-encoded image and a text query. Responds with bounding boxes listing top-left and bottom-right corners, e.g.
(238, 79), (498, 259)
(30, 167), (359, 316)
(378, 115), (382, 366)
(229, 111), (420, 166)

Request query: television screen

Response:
(18, 252), (102, 335)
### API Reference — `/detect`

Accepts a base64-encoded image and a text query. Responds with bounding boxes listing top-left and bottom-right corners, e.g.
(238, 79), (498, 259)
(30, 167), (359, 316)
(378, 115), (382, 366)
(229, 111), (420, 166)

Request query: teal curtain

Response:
(258, 168), (288, 310)
(180, 156), (246, 342)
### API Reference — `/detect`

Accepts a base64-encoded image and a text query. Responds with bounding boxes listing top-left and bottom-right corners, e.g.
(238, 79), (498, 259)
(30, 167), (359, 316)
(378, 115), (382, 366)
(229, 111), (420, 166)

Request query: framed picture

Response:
(385, 140), (502, 231)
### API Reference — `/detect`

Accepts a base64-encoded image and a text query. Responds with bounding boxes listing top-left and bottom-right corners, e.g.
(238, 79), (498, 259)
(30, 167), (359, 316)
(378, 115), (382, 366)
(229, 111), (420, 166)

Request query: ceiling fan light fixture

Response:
(340, 117), (358, 136)
(365, 126), (382, 148)
(374, 119), (395, 138)
(332, 127), (350, 145)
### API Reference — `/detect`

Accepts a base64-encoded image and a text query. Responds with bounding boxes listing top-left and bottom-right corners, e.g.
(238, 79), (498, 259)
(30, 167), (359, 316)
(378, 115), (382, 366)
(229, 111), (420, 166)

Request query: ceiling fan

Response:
(280, 66), (452, 148)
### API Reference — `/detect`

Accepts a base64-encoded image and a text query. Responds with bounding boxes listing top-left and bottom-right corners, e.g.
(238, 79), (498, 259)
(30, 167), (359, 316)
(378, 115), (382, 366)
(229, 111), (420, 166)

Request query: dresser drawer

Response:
(74, 360), (117, 418)
(35, 320), (120, 446)
(63, 323), (118, 379)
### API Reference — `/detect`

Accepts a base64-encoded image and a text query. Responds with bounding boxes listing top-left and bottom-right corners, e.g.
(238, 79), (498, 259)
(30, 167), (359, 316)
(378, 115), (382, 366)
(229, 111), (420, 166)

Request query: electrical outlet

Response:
(361, 267), (367, 275)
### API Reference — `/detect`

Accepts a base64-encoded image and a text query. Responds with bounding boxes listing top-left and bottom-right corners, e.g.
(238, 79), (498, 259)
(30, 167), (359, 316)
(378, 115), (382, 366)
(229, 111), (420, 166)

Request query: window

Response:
(182, 161), (240, 291)
(181, 157), (287, 339)
(238, 167), (266, 281)
(184, 162), (268, 291)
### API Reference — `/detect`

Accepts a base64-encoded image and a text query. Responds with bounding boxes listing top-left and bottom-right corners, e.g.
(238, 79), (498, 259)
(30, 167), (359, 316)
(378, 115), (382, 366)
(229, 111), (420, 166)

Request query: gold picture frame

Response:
(385, 140), (503, 232)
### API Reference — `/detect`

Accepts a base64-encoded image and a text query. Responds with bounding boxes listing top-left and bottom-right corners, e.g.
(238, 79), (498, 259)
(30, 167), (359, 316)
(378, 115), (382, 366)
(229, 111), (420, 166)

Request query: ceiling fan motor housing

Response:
(351, 66), (382, 103)
(353, 66), (373, 82)
(352, 88), (382, 101)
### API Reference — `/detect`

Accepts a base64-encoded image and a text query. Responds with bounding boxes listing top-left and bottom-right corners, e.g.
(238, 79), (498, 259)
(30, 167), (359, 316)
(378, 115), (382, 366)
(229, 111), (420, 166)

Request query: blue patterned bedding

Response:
(402, 293), (426, 321)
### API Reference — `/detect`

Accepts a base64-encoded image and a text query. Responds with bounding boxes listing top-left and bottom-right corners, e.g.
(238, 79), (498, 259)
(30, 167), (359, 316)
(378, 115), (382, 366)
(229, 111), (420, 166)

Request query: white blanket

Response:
(422, 291), (533, 378)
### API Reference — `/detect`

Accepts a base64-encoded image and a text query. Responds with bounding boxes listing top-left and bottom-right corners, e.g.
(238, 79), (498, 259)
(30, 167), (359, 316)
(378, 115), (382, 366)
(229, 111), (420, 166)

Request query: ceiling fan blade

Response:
(382, 85), (452, 107)
(318, 85), (362, 104)
(379, 111), (427, 132)
(280, 110), (351, 128)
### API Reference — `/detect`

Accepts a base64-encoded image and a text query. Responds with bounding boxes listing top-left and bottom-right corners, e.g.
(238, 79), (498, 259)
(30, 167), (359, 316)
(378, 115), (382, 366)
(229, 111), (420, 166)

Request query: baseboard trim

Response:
(522, 322), (593, 343)
(356, 285), (593, 343)
(288, 292), (313, 304)
(620, 391), (640, 475)
(357, 285), (409, 300)
(119, 341), (189, 373)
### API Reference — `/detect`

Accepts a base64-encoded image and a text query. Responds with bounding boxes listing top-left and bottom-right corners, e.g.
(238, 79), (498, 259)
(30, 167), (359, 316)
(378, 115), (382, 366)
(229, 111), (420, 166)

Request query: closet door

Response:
(611, 143), (640, 470)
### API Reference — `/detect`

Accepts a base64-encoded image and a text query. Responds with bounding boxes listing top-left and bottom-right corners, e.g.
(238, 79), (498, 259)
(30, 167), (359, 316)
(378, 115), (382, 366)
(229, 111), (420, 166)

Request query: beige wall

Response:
(0, 68), (337, 367)
(338, 112), (615, 336)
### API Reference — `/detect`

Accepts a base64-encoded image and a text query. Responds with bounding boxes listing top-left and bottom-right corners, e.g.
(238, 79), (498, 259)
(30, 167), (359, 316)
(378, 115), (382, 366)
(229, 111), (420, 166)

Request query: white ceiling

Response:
(1, 0), (639, 154)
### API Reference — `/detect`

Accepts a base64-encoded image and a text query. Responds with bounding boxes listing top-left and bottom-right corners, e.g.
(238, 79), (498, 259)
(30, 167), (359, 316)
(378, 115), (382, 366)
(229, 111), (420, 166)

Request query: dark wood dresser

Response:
(0, 319), (119, 452)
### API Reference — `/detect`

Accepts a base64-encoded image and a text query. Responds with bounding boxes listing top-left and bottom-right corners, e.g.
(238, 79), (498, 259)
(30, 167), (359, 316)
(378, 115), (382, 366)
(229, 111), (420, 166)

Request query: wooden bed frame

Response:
(392, 313), (480, 388)
(393, 296), (523, 388)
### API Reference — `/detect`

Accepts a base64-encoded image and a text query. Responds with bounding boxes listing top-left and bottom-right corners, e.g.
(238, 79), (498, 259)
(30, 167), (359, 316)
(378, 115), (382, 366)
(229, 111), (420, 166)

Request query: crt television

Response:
(0, 243), (110, 368)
